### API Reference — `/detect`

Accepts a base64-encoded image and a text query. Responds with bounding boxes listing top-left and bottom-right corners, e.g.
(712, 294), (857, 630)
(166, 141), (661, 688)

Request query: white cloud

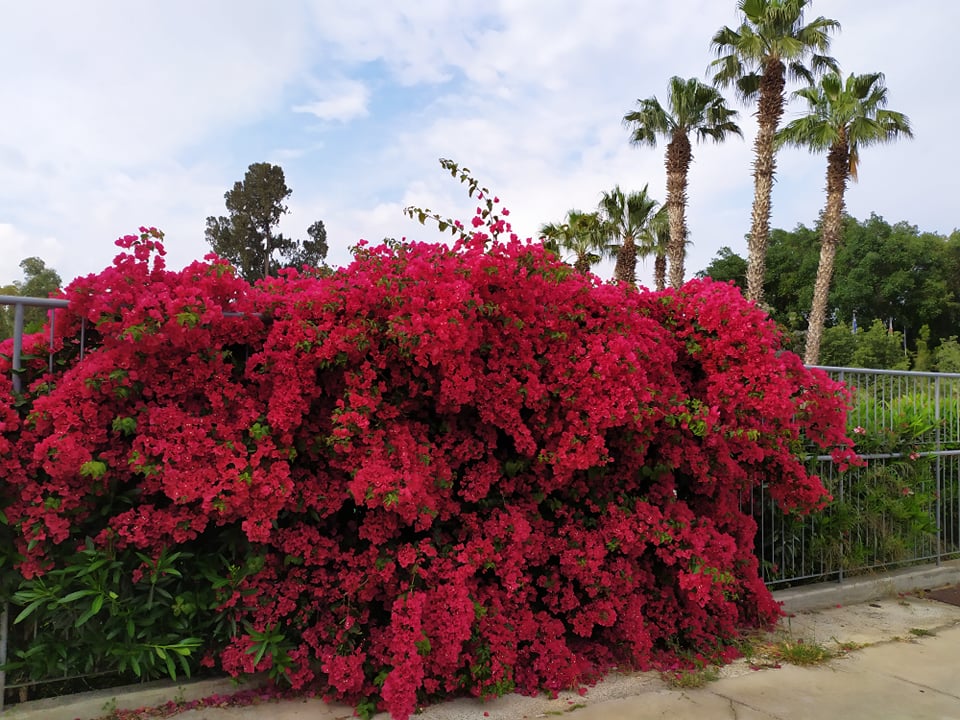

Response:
(0, 2), (311, 168)
(293, 79), (370, 122)
(0, 225), (64, 283)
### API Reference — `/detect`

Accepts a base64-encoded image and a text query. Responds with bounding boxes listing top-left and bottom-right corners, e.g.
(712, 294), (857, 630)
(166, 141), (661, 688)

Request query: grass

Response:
(835, 639), (867, 653)
(662, 666), (720, 689)
(770, 639), (834, 665)
(908, 627), (936, 637)
(749, 638), (836, 667)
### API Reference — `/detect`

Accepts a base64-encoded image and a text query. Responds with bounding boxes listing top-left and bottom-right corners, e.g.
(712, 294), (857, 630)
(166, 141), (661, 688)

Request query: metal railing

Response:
(0, 294), (74, 393)
(0, 295), (258, 709)
(1, 295), (71, 709)
(753, 366), (960, 587)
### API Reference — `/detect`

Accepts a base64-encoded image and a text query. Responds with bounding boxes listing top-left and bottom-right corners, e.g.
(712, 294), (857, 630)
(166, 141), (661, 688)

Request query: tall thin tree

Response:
(598, 184), (660, 285)
(777, 71), (912, 364)
(647, 207), (671, 291)
(624, 76), (741, 289)
(710, 0), (839, 304)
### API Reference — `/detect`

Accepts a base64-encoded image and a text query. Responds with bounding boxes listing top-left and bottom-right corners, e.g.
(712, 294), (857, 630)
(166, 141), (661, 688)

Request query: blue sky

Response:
(1, 1), (957, 290)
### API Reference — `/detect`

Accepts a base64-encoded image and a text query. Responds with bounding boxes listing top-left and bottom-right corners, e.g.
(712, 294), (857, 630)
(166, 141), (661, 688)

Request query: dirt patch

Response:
(923, 584), (960, 607)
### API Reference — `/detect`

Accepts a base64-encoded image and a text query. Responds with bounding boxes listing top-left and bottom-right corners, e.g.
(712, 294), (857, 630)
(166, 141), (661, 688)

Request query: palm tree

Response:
(710, 0), (840, 305)
(624, 76), (742, 289)
(598, 184), (660, 285)
(646, 207), (671, 291)
(778, 71), (912, 364)
(539, 210), (611, 274)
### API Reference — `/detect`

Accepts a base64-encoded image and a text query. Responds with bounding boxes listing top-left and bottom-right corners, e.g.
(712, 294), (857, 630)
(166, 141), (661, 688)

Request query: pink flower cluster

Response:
(0, 219), (857, 719)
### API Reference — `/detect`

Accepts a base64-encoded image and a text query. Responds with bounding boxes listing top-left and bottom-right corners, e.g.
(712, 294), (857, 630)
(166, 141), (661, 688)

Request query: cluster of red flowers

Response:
(0, 219), (857, 719)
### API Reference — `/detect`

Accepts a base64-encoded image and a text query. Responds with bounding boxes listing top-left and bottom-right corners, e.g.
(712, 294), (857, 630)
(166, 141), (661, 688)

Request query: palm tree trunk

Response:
(666, 132), (692, 289)
(803, 239), (839, 365)
(746, 59), (786, 305)
(574, 255), (591, 274)
(654, 255), (666, 291)
(804, 138), (849, 365)
(614, 236), (637, 285)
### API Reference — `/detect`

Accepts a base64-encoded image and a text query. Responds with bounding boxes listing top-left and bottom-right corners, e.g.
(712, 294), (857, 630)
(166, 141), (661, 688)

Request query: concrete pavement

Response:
(8, 572), (960, 720)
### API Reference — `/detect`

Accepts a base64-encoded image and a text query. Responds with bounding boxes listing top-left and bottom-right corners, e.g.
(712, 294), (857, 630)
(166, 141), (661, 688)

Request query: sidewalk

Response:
(8, 581), (960, 720)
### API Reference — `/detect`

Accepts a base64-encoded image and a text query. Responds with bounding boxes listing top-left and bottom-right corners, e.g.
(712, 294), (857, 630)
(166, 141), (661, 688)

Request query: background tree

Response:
(539, 210), (610, 273)
(817, 323), (857, 367)
(849, 319), (910, 370)
(598, 184), (660, 285)
(831, 216), (957, 347)
(0, 257), (63, 339)
(935, 337), (960, 372)
(778, 71), (912, 364)
(710, 0), (839, 304)
(913, 325), (933, 371)
(205, 163), (327, 282)
(697, 245), (747, 288)
(624, 76), (741, 289)
(700, 213), (958, 368)
(285, 220), (330, 272)
(816, 320), (909, 370)
(760, 223), (820, 328)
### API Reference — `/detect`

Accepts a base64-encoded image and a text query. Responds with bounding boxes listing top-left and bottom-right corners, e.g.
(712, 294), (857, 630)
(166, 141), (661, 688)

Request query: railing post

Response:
(48, 307), (57, 374)
(935, 375), (943, 566)
(837, 464), (845, 584)
(11, 302), (24, 393)
(1, 601), (8, 712)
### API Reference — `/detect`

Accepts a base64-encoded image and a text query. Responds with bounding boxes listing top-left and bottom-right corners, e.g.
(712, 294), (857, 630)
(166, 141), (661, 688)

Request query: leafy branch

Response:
(404, 158), (512, 243)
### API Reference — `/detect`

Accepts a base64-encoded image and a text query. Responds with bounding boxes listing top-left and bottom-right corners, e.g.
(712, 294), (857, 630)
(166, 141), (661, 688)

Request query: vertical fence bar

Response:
(935, 375), (943, 565)
(757, 366), (960, 590)
(11, 302), (24, 393)
(839, 368), (846, 585)
(1, 601), (7, 712)
(48, 308), (56, 374)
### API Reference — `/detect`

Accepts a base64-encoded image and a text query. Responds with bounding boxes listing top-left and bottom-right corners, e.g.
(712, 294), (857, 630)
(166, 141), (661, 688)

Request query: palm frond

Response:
(623, 98), (672, 147)
(780, 70), (912, 172)
(708, 0), (839, 90)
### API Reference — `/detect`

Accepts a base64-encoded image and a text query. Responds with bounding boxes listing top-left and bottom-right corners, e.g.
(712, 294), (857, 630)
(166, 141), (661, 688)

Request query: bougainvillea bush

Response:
(0, 219), (856, 719)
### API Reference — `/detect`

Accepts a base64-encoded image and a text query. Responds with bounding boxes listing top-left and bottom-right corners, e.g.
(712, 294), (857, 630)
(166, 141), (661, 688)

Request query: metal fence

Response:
(1, 295), (73, 709)
(0, 294), (74, 393)
(752, 366), (960, 588)
(0, 295), (262, 709)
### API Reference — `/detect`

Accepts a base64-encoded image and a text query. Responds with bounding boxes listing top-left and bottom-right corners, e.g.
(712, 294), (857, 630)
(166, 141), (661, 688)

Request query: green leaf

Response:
(111, 416), (138, 436)
(79, 460), (107, 479)
(76, 606), (99, 627)
(252, 641), (268, 667)
(164, 653), (177, 679)
(13, 598), (46, 624)
(61, 589), (98, 603)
